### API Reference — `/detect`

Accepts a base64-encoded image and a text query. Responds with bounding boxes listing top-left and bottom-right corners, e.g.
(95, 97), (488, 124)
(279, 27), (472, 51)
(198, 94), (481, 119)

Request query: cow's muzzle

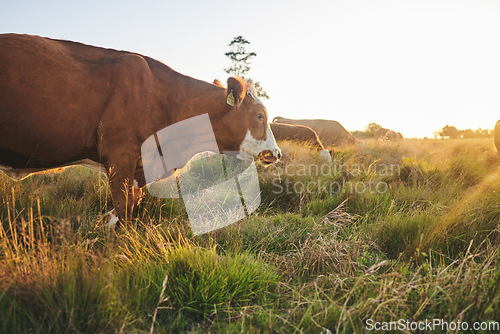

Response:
(257, 150), (282, 166)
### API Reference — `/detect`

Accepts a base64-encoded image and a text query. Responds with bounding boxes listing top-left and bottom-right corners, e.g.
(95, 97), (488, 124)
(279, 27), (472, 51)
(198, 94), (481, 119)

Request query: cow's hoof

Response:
(105, 209), (119, 228)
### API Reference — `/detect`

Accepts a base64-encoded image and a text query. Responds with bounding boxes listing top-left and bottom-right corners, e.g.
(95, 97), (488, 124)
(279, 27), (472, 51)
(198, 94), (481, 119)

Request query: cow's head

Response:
(213, 77), (281, 165)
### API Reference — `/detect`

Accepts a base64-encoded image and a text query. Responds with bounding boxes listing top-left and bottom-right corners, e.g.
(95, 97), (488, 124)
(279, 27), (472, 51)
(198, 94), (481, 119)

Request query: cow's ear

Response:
(226, 77), (246, 108)
(213, 78), (224, 87)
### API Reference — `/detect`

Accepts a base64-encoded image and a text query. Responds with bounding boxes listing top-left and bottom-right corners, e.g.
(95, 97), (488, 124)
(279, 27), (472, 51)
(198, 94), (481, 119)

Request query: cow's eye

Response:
(257, 114), (264, 121)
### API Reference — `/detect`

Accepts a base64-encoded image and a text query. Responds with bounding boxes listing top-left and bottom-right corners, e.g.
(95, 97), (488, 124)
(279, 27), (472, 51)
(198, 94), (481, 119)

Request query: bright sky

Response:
(1, 0), (499, 138)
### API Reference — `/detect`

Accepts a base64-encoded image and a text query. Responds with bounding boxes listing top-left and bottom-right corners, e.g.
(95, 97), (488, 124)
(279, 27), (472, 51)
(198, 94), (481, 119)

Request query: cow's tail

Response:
(272, 116), (281, 123)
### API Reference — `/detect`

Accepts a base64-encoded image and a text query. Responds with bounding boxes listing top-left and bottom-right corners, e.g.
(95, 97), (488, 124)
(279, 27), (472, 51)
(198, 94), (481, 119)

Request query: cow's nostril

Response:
(277, 151), (282, 160)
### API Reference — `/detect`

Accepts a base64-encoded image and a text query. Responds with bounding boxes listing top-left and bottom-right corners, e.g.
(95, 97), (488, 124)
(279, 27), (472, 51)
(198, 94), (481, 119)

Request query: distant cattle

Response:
(273, 117), (357, 147)
(495, 120), (500, 155)
(269, 123), (333, 161)
(375, 128), (404, 142)
(0, 34), (281, 225)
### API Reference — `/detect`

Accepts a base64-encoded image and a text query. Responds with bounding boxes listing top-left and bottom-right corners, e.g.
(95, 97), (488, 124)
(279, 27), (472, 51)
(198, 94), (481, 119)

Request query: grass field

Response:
(1, 138), (499, 333)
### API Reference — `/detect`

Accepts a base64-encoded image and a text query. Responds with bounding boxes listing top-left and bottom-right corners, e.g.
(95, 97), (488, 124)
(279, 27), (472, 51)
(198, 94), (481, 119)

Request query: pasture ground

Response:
(1, 138), (499, 333)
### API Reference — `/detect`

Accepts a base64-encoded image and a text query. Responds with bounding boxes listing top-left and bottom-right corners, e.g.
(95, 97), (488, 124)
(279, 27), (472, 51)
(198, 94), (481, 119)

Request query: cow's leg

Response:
(104, 154), (140, 227)
(109, 174), (134, 226)
(105, 160), (146, 227)
(105, 178), (143, 227)
(105, 186), (139, 226)
(132, 184), (143, 206)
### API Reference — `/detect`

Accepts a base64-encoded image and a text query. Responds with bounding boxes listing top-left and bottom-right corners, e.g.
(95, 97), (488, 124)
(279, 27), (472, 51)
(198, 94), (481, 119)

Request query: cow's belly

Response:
(0, 159), (104, 181)
(0, 159), (149, 191)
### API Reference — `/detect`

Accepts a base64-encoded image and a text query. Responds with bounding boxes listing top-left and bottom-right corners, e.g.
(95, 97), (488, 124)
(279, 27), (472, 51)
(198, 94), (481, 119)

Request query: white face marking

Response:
(237, 86), (280, 160)
(239, 125), (281, 158)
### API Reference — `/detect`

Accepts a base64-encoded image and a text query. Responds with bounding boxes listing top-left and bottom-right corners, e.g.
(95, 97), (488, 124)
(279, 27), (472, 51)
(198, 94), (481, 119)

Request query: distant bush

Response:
(436, 124), (493, 139)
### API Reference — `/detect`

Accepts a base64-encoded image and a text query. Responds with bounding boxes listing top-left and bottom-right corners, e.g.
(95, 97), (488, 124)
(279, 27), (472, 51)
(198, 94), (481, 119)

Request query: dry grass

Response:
(1, 137), (499, 332)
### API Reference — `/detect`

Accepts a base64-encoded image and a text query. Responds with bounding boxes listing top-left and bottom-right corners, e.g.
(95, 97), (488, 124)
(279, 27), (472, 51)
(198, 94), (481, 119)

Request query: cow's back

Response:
(270, 123), (325, 150)
(375, 128), (403, 141)
(0, 34), (139, 168)
(495, 120), (500, 155)
(273, 117), (355, 146)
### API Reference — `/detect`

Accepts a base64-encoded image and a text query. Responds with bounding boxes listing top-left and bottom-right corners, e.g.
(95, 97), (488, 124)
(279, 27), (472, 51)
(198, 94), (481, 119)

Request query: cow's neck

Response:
(167, 77), (227, 125)
(145, 58), (227, 127)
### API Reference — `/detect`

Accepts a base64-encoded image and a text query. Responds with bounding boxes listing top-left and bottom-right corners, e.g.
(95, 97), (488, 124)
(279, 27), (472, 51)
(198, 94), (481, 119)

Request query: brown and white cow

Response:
(212, 79), (332, 160)
(269, 123), (333, 161)
(273, 117), (357, 147)
(0, 34), (281, 225)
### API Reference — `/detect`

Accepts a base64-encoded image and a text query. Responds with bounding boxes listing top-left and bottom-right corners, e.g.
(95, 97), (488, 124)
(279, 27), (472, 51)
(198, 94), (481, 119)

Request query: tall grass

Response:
(1, 138), (499, 332)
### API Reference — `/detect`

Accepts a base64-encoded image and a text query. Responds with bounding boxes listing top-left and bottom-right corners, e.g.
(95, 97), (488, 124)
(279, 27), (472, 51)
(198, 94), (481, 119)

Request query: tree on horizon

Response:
(224, 36), (269, 99)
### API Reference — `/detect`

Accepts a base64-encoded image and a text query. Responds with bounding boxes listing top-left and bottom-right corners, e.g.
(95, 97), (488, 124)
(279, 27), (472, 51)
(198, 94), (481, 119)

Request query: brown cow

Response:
(0, 34), (281, 225)
(495, 120), (500, 155)
(269, 123), (333, 161)
(375, 128), (404, 142)
(273, 117), (357, 147)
